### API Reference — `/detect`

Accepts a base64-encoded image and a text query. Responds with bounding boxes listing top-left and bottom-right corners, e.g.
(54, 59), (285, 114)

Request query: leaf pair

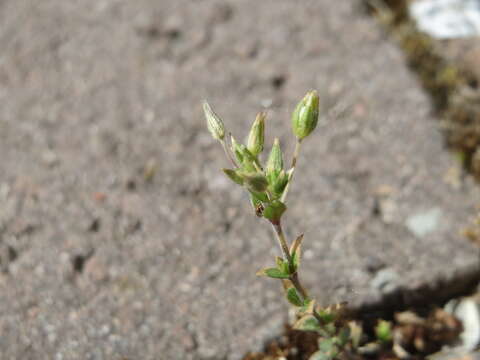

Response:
(256, 255), (291, 279)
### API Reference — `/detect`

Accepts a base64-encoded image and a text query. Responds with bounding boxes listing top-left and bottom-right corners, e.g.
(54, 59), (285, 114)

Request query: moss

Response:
(365, 0), (480, 177)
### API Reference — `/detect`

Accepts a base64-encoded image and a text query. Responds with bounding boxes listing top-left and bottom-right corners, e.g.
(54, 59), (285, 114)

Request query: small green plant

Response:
(204, 91), (357, 359)
(375, 320), (393, 345)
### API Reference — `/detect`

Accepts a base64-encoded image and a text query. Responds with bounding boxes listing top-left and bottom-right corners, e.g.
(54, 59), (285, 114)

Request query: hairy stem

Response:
(271, 221), (292, 264)
(221, 139), (238, 168)
(271, 220), (309, 301)
(280, 139), (302, 203)
(291, 272), (309, 299)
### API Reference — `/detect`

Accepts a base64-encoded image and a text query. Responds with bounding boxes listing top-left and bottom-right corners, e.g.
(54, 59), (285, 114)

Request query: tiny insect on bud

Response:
(203, 101), (225, 141)
(266, 138), (283, 180)
(247, 112), (266, 156)
(291, 90), (319, 140)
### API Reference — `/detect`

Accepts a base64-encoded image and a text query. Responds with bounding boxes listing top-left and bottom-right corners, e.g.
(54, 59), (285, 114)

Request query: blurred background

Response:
(0, 1), (479, 359)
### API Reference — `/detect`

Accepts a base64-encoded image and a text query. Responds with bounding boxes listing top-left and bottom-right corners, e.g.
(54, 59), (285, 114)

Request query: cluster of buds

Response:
(204, 92), (396, 360)
(203, 91), (319, 225)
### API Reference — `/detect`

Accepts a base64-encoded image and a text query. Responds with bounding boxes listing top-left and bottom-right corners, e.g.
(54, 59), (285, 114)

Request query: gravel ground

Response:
(0, 1), (479, 359)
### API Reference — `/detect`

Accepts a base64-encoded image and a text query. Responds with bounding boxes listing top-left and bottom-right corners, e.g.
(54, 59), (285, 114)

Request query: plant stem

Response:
(221, 139), (238, 168)
(252, 159), (263, 173)
(291, 271), (309, 299)
(280, 139), (302, 203)
(271, 221), (292, 264)
(271, 220), (309, 300)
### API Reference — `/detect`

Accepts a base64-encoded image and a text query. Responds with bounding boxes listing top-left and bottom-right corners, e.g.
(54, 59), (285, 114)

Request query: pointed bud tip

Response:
(256, 111), (267, 122)
(247, 112), (265, 156)
(266, 137), (283, 180)
(306, 90), (318, 102)
(203, 101), (225, 141)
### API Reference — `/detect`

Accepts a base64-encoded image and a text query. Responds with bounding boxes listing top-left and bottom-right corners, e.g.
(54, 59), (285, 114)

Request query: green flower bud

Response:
(291, 90), (319, 140)
(240, 172), (268, 193)
(272, 169), (288, 195)
(230, 135), (244, 164)
(266, 138), (283, 180)
(237, 144), (257, 172)
(247, 112), (265, 156)
(222, 168), (244, 185)
(203, 101), (225, 140)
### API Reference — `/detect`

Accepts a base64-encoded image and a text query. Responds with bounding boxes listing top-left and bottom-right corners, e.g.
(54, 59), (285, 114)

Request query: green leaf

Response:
(290, 233), (304, 256)
(300, 298), (316, 315)
(290, 234), (304, 272)
(286, 287), (303, 306)
(293, 315), (321, 331)
(275, 256), (290, 274)
(309, 351), (333, 360)
(318, 338), (335, 353)
(336, 326), (351, 347)
(222, 168), (244, 185)
(292, 251), (300, 271)
(249, 190), (269, 203)
(263, 200), (286, 223)
(316, 338), (339, 360)
(315, 308), (336, 324)
(375, 320), (392, 344)
(256, 267), (289, 279)
(240, 172), (268, 193)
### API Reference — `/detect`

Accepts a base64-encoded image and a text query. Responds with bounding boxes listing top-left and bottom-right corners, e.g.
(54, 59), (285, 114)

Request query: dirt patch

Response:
(243, 307), (463, 360)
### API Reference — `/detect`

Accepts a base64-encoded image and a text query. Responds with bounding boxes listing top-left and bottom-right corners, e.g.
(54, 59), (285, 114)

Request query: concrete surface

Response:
(0, 1), (479, 359)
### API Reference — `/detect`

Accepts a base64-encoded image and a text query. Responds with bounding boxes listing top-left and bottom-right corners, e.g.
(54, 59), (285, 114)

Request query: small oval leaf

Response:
(293, 314), (321, 331)
(286, 287), (303, 307)
(256, 267), (289, 279)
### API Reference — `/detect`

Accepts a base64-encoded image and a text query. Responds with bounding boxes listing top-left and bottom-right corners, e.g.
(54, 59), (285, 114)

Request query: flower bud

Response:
(291, 91), (319, 140)
(230, 135), (244, 164)
(247, 112), (266, 156)
(222, 168), (244, 185)
(237, 144), (257, 172)
(272, 169), (288, 195)
(240, 172), (268, 193)
(266, 138), (283, 180)
(203, 101), (225, 141)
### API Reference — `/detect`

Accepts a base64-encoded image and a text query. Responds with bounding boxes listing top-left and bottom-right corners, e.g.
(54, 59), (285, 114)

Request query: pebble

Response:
(406, 208), (443, 238)
(444, 297), (480, 351)
(370, 268), (399, 293)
